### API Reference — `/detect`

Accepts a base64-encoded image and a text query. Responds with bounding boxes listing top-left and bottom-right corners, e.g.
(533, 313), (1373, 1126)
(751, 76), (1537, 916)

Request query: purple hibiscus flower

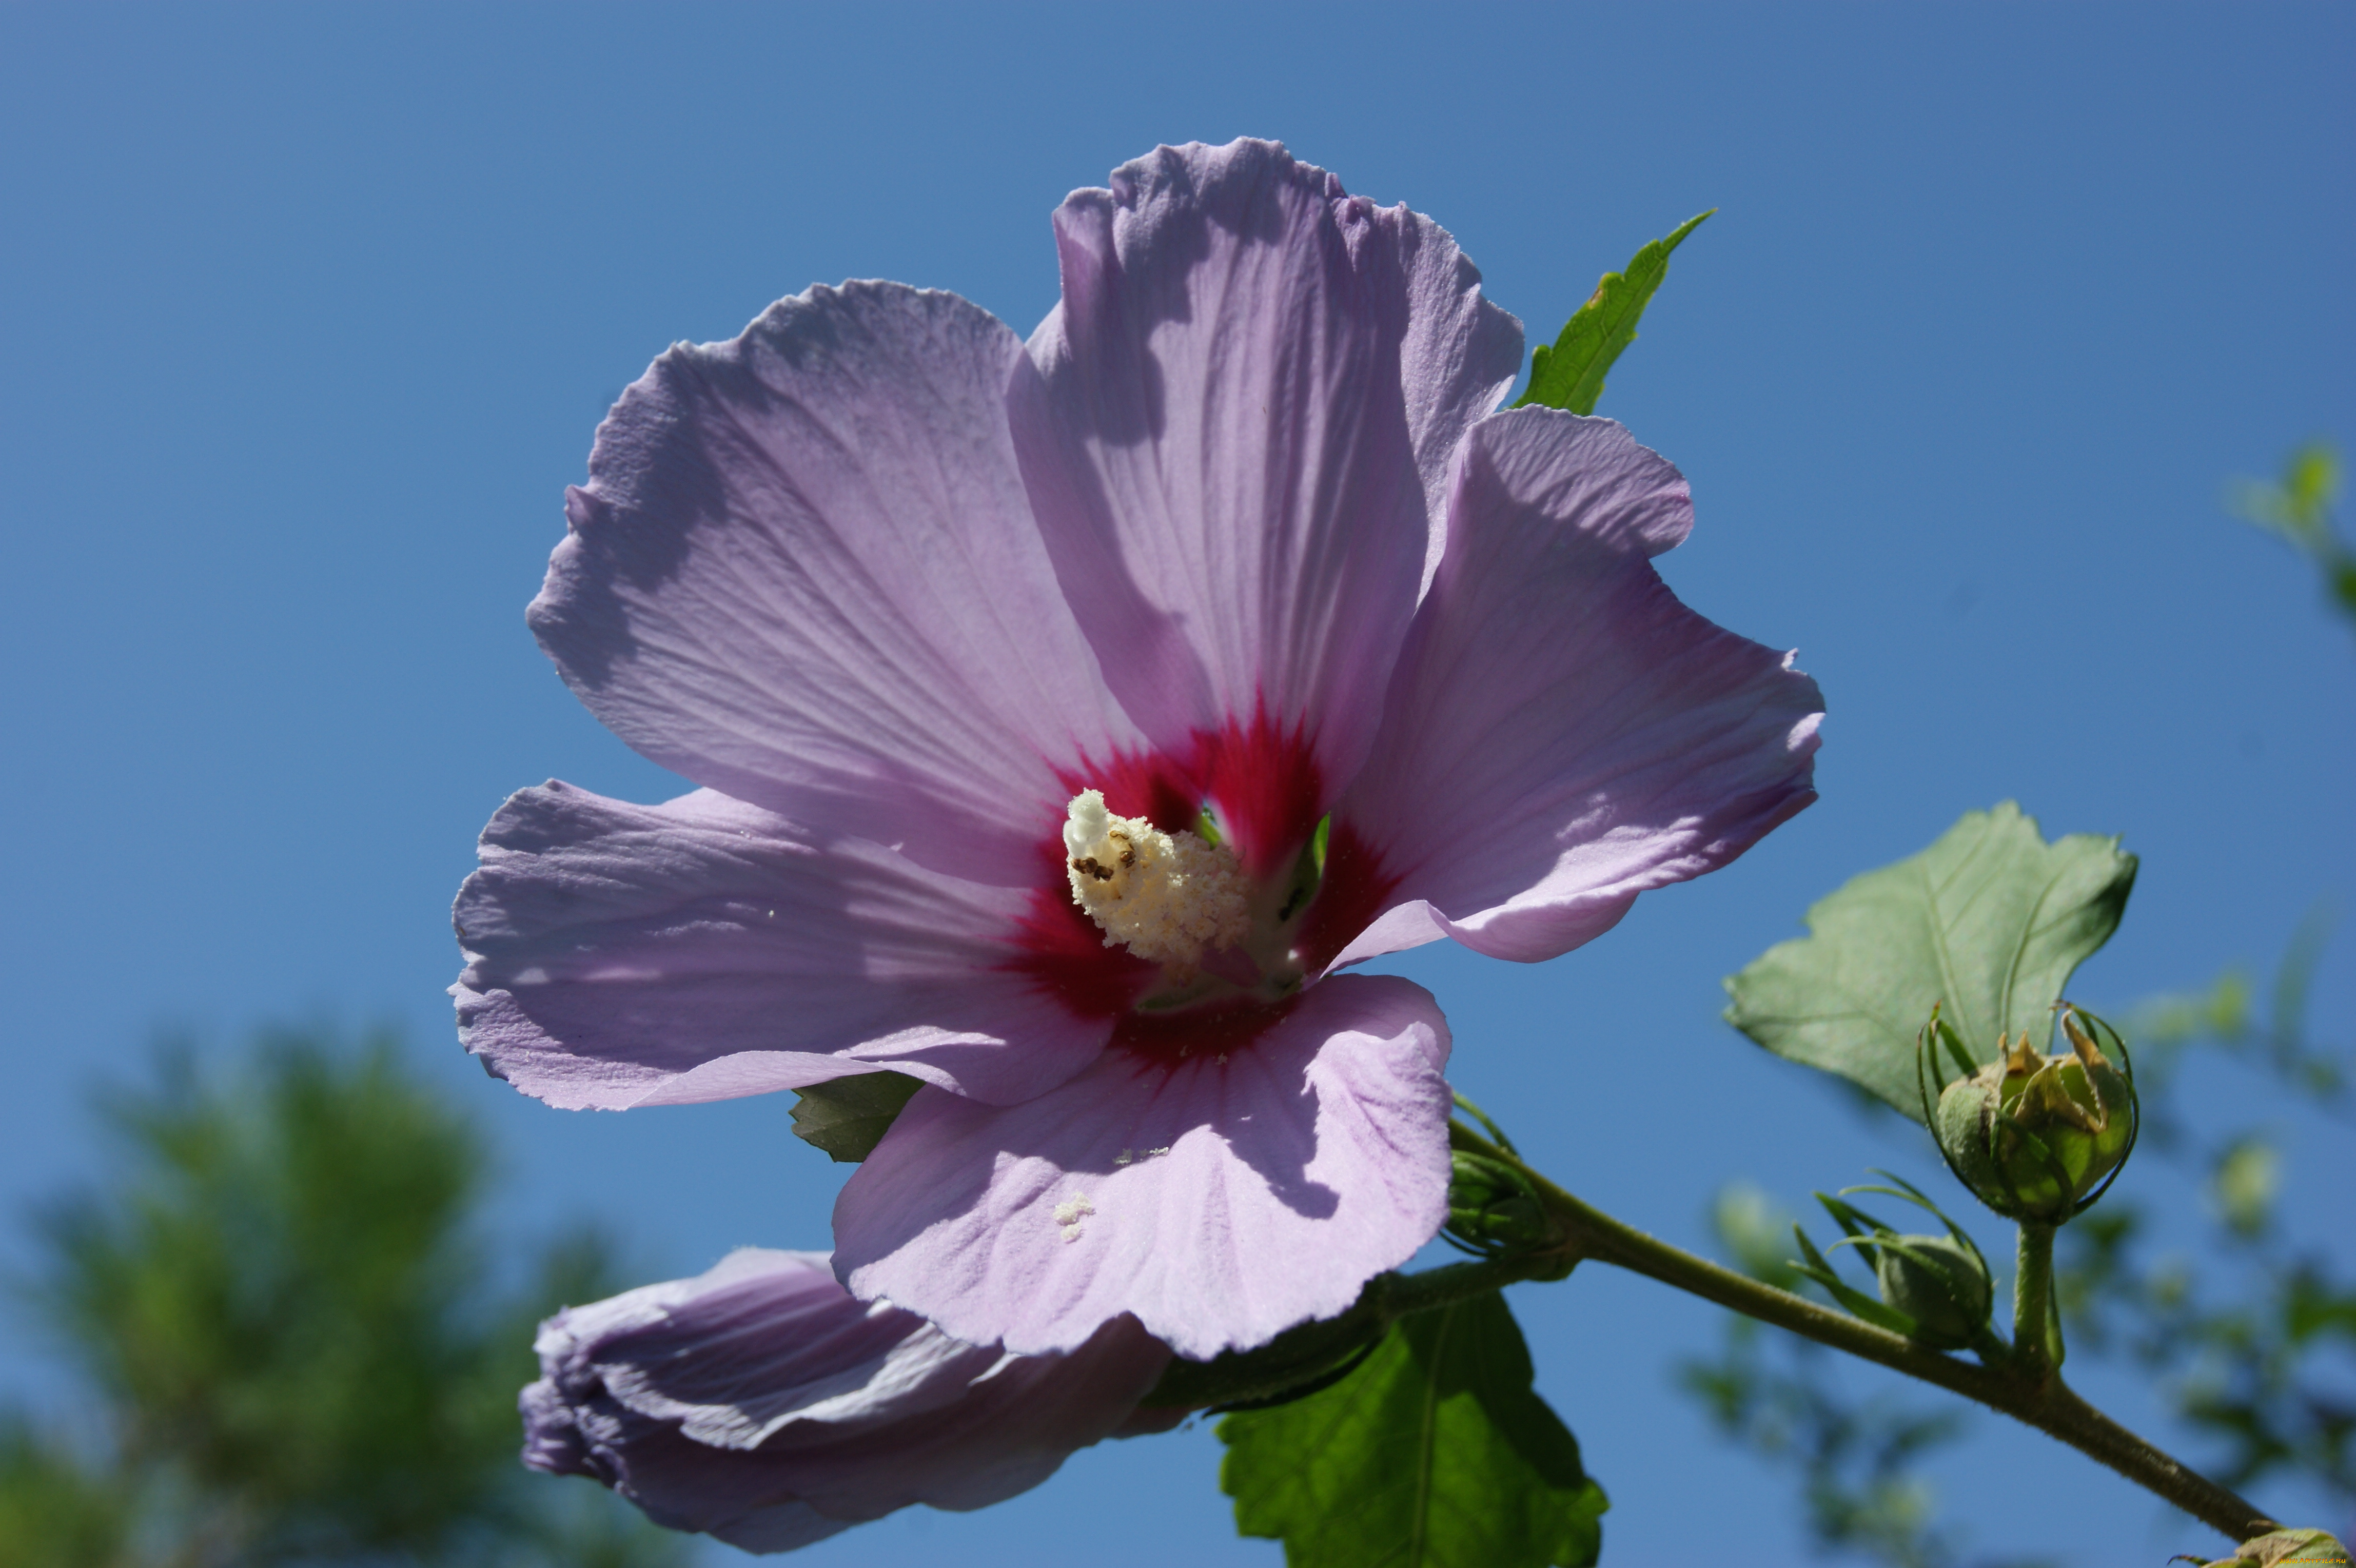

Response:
(523, 1248), (1177, 1552)
(454, 138), (1823, 1363)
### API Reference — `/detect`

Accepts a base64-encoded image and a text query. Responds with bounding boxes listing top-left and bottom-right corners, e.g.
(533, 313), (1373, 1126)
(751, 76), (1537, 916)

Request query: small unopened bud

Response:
(1922, 1004), (2138, 1223)
(1445, 1151), (1557, 1255)
(1872, 1234), (1994, 1350)
(1443, 1096), (1570, 1276)
(1792, 1174), (1995, 1350)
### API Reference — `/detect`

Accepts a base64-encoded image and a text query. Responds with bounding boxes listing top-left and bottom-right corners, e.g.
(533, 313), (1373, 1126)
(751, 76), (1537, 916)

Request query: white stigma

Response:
(1063, 789), (1249, 968)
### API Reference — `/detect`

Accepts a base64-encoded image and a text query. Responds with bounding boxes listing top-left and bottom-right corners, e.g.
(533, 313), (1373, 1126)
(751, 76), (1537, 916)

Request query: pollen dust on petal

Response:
(1053, 1191), (1094, 1244)
(1063, 790), (1248, 966)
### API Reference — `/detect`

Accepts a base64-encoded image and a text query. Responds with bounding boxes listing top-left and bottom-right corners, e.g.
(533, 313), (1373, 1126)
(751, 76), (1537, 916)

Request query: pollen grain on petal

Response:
(1053, 1191), (1094, 1244)
(1062, 790), (1249, 966)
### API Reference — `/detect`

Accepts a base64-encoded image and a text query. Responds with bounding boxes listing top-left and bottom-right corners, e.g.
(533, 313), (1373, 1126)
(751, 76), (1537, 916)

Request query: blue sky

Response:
(2, 3), (2350, 1563)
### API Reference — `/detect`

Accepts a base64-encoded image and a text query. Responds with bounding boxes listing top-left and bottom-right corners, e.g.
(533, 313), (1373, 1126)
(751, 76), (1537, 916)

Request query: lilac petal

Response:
(770, 1310), (1171, 1518)
(453, 783), (1108, 1109)
(538, 1250), (999, 1451)
(1329, 409), (1824, 969)
(832, 974), (1454, 1360)
(531, 280), (1142, 887)
(523, 1248), (1170, 1552)
(1013, 139), (1522, 793)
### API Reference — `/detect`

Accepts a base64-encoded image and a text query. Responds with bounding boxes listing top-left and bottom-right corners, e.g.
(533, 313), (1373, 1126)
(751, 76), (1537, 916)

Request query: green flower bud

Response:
(1924, 1005), (2138, 1222)
(1445, 1150), (1557, 1255)
(1872, 1234), (1994, 1350)
(1793, 1173), (1995, 1350)
(1443, 1093), (1568, 1272)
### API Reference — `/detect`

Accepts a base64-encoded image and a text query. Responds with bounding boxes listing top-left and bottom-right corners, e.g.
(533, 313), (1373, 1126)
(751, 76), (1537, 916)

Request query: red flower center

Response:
(1002, 705), (1400, 1062)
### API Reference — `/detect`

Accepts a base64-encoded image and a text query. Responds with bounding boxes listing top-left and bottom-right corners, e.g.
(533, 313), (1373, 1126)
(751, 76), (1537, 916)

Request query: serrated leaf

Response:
(1220, 1291), (1605, 1568)
(1724, 802), (2137, 1120)
(1514, 211), (1712, 416)
(787, 1072), (921, 1163)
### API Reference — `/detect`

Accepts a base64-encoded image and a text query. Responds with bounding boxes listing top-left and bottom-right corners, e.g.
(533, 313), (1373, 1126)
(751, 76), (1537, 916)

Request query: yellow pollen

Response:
(1063, 789), (1249, 967)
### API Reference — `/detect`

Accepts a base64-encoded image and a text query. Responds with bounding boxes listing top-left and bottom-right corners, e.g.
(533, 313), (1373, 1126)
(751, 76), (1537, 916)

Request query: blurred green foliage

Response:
(0, 1028), (685, 1568)
(2231, 440), (2353, 629)
(0, 1414), (131, 1568)
(2129, 906), (2347, 1125)
(2056, 938), (2356, 1502)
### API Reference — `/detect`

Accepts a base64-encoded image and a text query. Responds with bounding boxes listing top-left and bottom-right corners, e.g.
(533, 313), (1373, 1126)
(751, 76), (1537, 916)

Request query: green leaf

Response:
(1723, 802), (2137, 1120)
(788, 1072), (922, 1162)
(1514, 211), (1712, 416)
(1220, 1291), (1605, 1568)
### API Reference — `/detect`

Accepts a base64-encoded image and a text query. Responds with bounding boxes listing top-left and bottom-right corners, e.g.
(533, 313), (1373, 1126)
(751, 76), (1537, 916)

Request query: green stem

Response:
(2014, 1221), (2060, 1382)
(1450, 1123), (2278, 1545)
